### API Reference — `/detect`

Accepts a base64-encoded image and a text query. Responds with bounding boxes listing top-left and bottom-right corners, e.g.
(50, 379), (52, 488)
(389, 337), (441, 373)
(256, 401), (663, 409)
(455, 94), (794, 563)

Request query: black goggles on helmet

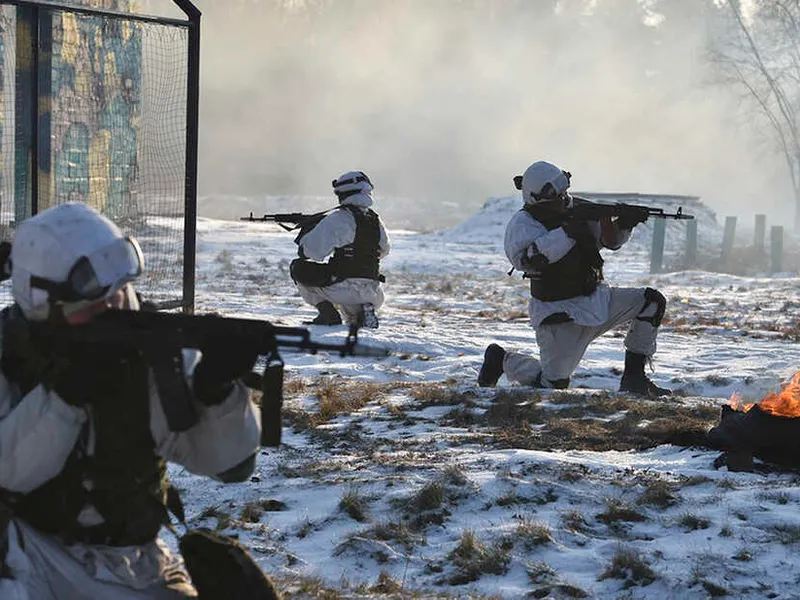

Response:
(332, 172), (372, 189)
(534, 183), (568, 202)
(30, 236), (144, 303)
(533, 171), (572, 202)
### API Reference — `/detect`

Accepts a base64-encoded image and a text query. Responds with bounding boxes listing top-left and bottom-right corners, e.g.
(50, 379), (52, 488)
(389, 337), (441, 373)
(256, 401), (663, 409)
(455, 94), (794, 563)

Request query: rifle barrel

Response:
(275, 338), (390, 358)
(573, 202), (694, 220)
(65, 310), (390, 358)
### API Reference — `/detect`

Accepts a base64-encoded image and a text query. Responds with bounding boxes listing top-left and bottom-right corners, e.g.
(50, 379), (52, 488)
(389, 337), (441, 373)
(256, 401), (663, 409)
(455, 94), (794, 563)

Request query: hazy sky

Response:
(173, 0), (791, 223)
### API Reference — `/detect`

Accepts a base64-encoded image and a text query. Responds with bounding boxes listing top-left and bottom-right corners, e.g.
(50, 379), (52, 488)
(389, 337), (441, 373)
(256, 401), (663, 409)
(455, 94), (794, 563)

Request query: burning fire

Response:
(729, 371), (800, 418)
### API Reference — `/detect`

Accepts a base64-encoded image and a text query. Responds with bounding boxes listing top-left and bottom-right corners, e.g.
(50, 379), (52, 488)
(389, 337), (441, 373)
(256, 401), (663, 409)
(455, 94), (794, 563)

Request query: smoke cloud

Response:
(186, 1), (790, 227)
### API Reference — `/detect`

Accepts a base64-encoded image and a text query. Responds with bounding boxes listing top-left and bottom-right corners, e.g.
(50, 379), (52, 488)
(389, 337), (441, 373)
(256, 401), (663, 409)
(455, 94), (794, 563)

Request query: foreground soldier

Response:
(478, 160), (671, 398)
(0, 203), (263, 598)
(291, 171), (390, 328)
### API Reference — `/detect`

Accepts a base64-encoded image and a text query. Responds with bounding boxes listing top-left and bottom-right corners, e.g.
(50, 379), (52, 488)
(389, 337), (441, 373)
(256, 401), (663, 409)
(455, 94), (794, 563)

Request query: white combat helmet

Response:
(332, 171), (373, 199)
(518, 161), (572, 204)
(10, 202), (144, 320)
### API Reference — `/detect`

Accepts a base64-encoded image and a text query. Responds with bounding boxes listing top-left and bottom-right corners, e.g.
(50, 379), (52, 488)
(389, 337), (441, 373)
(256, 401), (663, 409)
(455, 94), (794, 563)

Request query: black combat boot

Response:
(478, 343), (506, 388)
(306, 301), (343, 326)
(619, 351), (671, 398)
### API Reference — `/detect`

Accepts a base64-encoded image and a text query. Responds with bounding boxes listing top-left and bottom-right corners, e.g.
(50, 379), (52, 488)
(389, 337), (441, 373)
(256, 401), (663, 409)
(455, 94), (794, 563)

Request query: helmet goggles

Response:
(533, 170), (572, 203)
(30, 236), (144, 304)
(332, 172), (372, 189)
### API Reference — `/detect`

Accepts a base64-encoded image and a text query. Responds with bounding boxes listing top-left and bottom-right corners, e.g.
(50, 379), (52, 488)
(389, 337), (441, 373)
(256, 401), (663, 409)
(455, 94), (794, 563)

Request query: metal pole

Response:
(720, 216), (737, 266)
(37, 7), (52, 212)
(650, 219), (666, 274)
(14, 4), (37, 222)
(754, 214), (766, 253)
(684, 218), (697, 268)
(180, 2), (200, 314)
(770, 226), (783, 274)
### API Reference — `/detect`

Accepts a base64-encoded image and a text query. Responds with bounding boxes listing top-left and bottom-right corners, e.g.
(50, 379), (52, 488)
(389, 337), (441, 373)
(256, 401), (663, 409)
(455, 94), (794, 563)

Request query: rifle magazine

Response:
(260, 361), (284, 447)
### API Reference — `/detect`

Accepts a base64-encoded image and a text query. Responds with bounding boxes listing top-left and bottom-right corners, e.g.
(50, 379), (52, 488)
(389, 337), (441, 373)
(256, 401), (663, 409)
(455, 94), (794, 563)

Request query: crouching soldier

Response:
(291, 171), (390, 328)
(0, 203), (270, 598)
(478, 160), (671, 398)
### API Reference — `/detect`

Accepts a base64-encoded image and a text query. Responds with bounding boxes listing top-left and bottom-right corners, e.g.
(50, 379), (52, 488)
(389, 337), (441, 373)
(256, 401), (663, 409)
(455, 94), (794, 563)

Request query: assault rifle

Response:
(240, 208), (337, 233)
(569, 198), (694, 221)
(53, 309), (389, 447)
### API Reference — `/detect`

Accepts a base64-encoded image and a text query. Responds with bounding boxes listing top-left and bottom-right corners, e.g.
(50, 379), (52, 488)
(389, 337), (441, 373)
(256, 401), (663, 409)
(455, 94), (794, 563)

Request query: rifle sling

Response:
(148, 347), (199, 433)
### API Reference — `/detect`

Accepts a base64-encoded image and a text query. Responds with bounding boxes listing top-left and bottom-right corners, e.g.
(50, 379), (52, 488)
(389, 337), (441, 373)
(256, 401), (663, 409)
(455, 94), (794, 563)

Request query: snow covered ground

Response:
(167, 196), (800, 599)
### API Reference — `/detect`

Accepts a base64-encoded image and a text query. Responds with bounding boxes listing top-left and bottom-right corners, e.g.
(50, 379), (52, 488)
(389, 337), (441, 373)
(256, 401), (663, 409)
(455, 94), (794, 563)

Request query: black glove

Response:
(192, 341), (259, 405)
(616, 207), (649, 230)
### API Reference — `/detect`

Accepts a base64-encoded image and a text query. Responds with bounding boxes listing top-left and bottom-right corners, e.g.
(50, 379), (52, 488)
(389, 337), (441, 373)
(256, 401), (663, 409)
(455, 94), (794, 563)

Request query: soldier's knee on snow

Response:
(216, 453), (257, 483)
(636, 287), (666, 327)
(548, 378), (570, 389)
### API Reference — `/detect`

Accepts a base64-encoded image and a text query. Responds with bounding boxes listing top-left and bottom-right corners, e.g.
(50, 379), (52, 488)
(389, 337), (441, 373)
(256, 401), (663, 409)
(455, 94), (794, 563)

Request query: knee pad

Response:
(636, 287), (666, 327)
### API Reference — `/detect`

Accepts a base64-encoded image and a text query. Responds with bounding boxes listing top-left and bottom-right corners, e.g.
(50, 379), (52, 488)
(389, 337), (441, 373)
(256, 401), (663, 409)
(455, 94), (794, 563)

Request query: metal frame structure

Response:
(0, 0), (201, 312)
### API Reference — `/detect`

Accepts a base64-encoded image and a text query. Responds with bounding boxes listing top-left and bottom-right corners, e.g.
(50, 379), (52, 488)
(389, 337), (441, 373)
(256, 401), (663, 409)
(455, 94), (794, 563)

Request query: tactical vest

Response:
(522, 204), (605, 302)
(327, 205), (382, 281)
(0, 306), (170, 546)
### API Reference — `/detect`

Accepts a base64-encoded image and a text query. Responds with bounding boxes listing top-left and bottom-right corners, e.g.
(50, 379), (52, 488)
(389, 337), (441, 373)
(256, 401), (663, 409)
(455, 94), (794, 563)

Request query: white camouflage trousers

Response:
(0, 519), (196, 599)
(503, 287), (660, 387)
(297, 278), (385, 325)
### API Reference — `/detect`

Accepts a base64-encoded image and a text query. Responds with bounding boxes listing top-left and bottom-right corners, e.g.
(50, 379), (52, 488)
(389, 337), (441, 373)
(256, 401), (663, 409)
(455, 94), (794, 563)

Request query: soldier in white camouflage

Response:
(479, 161), (671, 398)
(291, 171), (391, 329)
(0, 203), (263, 599)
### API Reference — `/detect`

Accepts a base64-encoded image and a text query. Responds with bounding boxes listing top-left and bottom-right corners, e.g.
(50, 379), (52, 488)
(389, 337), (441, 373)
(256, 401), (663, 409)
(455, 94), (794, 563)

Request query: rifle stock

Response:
(61, 309), (389, 446)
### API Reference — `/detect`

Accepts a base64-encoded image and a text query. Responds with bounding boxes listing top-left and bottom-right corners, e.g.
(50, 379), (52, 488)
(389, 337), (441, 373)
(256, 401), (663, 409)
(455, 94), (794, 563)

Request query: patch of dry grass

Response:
(198, 505), (233, 531)
(410, 385), (478, 408)
(446, 530), (511, 585)
(597, 500), (648, 525)
(598, 545), (657, 587)
(397, 466), (473, 530)
(561, 510), (591, 535)
(678, 513), (712, 531)
(513, 517), (553, 549)
(639, 479), (679, 508)
(369, 570), (404, 595)
(410, 480), (445, 513)
(485, 391), (717, 452)
(768, 523), (800, 544)
(361, 520), (425, 553)
(283, 377), (308, 395)
(679, 474), (713, 487)
(283, 378), (386, 430)
(339, 487), (370, 522)
(441, 407), (477, 427)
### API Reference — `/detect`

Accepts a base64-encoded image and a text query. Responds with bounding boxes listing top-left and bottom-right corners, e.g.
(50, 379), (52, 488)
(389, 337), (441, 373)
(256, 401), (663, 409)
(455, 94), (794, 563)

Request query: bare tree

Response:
(710, 0), (800, 230)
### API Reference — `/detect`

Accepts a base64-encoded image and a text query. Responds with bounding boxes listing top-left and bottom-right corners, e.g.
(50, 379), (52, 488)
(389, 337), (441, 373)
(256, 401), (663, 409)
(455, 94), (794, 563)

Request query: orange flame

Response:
(728, 391), (754, 413)
(759, 372), (800, 417)
(730, 372), (800, 418)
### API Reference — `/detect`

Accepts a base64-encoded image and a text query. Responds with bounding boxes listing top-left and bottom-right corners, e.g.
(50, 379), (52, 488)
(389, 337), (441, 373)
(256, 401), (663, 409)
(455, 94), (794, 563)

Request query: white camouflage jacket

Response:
(0, 330), (261, 496)
(504, 206), (632, 327)
(298, 193), (391, 264)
